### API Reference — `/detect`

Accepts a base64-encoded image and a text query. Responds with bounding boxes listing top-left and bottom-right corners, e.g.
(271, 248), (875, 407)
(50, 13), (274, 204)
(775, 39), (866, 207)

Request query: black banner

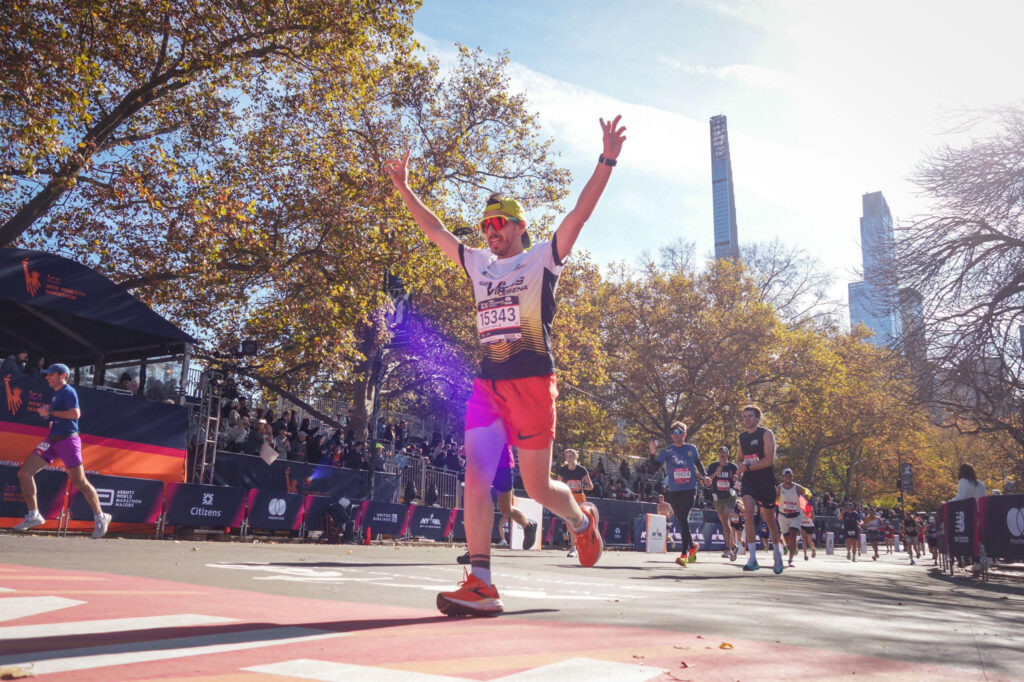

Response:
(163, 482), (246, 527)
(946, 498), (978, 558)
(213, 452), (398, 502)
(979, 494), (1024, 562)
(68, 473), (163, 523)
(302, 494), (337, 534)
(245, 489), (303, 531)
(360, 501), (410, 537)
(408, 505), (452, 540)
(603, 521), (631, 546)
(1, 465), (67, 521)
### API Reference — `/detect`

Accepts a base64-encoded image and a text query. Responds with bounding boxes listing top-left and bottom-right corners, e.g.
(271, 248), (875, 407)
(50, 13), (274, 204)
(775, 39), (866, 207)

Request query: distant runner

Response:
(737, 405), (784, 574)
(651, 423), (707, 567)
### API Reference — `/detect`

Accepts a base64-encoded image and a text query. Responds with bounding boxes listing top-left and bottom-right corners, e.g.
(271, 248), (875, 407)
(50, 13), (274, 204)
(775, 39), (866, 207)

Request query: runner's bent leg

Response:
(464, 421), (506, 582)
(742, 494), (757, 546)
(762, 505), (782, 547)
(18, 453), (47, 513)
(517, 446), (584, 528)
(67, 466), (104, 516)
(667, 489), (696, 554)
(497, 491), (530, 529)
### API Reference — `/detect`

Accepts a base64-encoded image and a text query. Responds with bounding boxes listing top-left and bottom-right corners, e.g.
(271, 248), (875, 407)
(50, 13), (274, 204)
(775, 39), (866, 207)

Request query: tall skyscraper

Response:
(848, 191), (902, 346)
(710, 115), (739, 261)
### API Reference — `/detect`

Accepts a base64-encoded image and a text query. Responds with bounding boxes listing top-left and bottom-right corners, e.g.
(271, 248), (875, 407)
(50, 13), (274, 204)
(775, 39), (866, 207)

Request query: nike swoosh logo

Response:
(517, 431), (542, 441)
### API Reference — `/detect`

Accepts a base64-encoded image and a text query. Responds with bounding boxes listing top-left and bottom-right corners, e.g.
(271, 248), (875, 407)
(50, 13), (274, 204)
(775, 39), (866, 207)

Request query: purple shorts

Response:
(32, 435), (83, 469)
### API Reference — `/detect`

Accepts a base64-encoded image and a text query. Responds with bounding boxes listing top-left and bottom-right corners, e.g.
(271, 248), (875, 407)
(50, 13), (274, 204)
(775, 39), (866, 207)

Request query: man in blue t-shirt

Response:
(14, 363), (111, 538)
(649, 421), (707, 567)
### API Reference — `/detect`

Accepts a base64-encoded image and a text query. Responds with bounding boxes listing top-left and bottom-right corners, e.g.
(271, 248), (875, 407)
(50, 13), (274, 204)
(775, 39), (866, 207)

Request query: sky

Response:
(412, 0), (1024, 314)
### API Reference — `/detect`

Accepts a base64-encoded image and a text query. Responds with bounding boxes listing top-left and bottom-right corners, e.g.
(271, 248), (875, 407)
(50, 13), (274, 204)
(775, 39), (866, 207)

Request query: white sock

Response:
(774, 544), (782, 557)
(27, 510), (43, 520)
(747, 542), (757, 557)
(471, 567), (492, 586)
(573, 515), (590, 534)
(94, 513), (106, 521)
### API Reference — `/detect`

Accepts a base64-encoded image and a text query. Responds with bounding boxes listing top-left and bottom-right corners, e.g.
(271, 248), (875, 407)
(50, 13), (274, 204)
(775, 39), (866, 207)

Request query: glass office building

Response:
(710, 115), (739, 261)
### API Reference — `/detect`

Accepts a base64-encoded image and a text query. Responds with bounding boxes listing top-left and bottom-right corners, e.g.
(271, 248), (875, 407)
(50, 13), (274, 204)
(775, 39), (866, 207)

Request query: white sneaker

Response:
(14, 514), (45, 531)
(567, 547), (578, 558)
(92, 513), (112, 539)
(497, 539), (508, 548)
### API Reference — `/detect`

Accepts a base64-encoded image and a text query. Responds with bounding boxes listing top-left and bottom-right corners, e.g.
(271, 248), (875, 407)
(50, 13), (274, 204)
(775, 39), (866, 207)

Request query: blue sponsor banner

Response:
(1, 465), (67, 520)
(246, 489), (304, 531)
(604, 521), (631, 546)
(409, 505), (452, 540)
(360, 501), (409, 537)
(163, 482), (246, 527)
(213, 452), (398, 502)
(68, 473), (163, 523)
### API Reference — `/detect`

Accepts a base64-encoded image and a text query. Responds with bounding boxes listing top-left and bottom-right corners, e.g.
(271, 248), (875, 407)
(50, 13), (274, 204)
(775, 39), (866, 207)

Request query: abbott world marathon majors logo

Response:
(1008, 507), (1024, 545)
(190, 491), (222, 518)
(268, 498), (287, 520)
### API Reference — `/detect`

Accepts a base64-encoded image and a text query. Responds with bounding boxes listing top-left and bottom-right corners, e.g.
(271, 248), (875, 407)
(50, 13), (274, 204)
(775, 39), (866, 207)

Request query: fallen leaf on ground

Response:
(719, 642), (734, 650)
(0, 665), (35, 679)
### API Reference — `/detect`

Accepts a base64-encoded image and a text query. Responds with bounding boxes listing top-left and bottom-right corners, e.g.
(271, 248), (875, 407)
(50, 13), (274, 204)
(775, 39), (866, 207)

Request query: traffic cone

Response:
(363, 526), (372, 545)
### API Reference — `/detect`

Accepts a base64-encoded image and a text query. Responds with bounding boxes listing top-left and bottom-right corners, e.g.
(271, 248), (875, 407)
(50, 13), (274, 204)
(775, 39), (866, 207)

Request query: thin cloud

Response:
(657, 55), (796, 92)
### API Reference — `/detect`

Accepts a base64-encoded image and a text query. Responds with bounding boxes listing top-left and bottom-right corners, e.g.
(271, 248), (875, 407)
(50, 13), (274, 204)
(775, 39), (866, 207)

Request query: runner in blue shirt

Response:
(649, 421), (707, 567)
(14, 363), (111, 537)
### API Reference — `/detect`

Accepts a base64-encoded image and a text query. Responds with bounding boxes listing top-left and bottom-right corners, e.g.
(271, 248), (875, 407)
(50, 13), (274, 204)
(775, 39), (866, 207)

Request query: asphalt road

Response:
(2, 533), (1022, 681)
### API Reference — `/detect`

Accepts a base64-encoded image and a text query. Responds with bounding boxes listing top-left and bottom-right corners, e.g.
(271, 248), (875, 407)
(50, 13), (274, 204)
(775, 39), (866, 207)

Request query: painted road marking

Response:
(0, 626), (351, 675)
(0, 596), (85, 622)
(244, 657), (667, 682)
(0, 613), (238, 640)
(500, 657), (666, 681)
(207, 563), (667, 601)
(245, 659), (464, 681)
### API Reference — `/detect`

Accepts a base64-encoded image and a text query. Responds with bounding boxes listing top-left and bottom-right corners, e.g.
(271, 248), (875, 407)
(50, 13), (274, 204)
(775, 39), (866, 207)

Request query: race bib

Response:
(782, 501), (799, 514)
(743, 454), (759, 467)
(35, 441), (51, 452)
(567, 479), (582, 492)
(716, 478), (731, 491)
(476, 296), (521, 345)
(673, 468), (692, 484)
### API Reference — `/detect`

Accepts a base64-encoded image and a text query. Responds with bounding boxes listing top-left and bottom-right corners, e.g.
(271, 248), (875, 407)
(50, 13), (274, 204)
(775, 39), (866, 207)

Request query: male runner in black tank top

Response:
(737, 404), (784, 574)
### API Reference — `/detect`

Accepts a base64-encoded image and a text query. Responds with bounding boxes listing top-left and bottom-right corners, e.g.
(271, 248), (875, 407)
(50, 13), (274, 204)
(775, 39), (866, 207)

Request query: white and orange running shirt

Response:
(459, 237), (564, 380)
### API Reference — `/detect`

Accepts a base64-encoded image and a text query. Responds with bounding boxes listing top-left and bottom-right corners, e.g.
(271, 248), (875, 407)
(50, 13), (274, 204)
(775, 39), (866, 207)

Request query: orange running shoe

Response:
(436, 569), (503, 617)
(687, 542), (700, 564)
(574, 502), (604, 568)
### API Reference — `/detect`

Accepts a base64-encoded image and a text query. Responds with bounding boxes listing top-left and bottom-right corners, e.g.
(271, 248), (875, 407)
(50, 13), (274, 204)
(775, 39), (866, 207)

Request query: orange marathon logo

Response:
(20, 257), (87, 301)
(4, 375), (23, 413)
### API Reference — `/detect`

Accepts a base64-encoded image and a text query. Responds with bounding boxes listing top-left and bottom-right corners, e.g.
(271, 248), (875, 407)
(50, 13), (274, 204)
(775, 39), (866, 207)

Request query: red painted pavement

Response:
(0, 563), (1014, 681)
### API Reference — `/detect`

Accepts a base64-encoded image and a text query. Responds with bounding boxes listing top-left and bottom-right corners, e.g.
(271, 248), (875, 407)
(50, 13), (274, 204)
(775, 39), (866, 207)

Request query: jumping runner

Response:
(14, 363), (111, 538)
(650, 423), (707, 567)
(386, 115), (625, 616)
(737, 405), (784, 574)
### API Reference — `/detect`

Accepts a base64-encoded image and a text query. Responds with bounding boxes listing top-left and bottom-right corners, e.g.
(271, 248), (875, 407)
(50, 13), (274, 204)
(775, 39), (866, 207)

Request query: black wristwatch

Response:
(599, 154), (617, 167)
